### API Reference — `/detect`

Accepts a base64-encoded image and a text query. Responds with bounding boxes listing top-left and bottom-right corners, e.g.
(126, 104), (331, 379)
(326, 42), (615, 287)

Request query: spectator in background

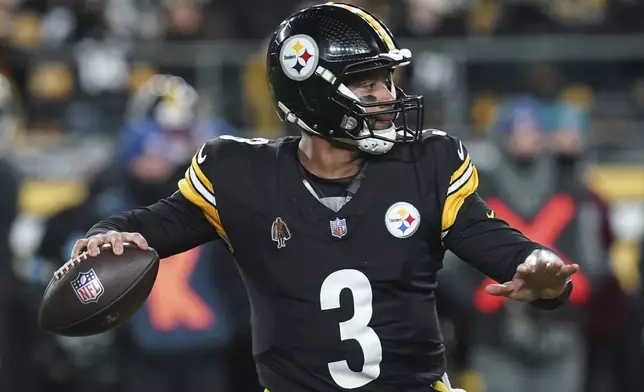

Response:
(163, 0), (205, 41)
(242, 37), (288, 138)
(400, 0), (468, 37)
(32, 163), (126, 392)
(634, 243), (644, 389)
(119, 74), (234, 206)
(547, 84), (634, 392)
(447, 64), (617, 392)
(162, 0), (238, 41)
(0, 74), (28, 390)
(117, 74), (259, 392)
(461, 129), (588, 392)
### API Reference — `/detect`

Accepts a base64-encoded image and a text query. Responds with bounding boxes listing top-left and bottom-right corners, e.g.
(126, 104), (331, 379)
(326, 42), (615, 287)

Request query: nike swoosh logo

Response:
(456, 140), (465, 161)
(197, 144), (207, 164)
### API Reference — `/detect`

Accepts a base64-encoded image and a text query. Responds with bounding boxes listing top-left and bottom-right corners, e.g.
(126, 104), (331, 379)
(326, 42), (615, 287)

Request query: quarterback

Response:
(73, 3), (579, 392)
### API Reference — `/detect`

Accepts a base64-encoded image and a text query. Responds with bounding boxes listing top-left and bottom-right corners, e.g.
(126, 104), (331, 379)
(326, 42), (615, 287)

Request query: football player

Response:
(72, 3), (579, 392)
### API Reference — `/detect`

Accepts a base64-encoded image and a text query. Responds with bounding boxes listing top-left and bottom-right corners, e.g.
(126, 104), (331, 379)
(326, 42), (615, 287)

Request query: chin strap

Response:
(339, 125), (396, 155)
(277, 101), (396, 155)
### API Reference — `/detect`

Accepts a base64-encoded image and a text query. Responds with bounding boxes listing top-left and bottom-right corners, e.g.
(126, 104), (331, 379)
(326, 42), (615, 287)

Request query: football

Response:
(38, 243), (160, 337)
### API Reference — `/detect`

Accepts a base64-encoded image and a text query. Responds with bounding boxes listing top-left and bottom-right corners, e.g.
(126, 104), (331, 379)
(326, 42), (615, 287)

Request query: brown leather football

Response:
(38, 243), (160, 336)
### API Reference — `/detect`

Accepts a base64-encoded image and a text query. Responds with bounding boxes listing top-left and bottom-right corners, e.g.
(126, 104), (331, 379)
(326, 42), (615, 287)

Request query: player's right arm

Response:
(72, 139), (229, 259)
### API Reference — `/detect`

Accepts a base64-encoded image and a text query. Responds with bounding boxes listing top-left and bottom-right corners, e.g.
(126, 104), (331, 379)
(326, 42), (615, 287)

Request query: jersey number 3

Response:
(320, 269), (383, 389)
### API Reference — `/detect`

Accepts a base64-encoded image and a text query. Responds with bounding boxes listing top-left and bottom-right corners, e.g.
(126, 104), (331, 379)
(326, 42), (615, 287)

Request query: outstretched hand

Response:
(71, 231), (149, 259)
(485, 249), (579, 302)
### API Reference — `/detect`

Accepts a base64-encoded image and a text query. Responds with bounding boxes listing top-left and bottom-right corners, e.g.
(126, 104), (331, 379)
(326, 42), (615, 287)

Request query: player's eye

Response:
(355, 80), (376, 89)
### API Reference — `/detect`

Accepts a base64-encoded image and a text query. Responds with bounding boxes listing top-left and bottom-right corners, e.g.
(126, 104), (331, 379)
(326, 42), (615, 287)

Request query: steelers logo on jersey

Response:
(385, 202), (421, 238)
(279, 34), (319, 81)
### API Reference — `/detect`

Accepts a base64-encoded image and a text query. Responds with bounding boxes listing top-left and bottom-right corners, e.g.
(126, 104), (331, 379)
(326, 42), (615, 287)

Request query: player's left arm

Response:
(439, 137), (576, 309)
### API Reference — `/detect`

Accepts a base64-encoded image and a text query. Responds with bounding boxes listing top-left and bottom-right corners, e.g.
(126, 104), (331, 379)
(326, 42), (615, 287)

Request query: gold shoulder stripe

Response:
(442, 164), (479, 232)
(431, 381), (450, 392)
(326, 3), (396, 51)
(187, 165), (217, 207)
(205, 214), (233, 252)
(192, 154), (213, 193)
(450, 154), (471, 185)
(448, 161), (474, 196)
(178, 171), (233, 252)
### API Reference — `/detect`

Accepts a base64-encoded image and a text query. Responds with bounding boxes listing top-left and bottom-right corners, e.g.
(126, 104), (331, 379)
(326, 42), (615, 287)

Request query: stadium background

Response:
(0, 0), (643, 391)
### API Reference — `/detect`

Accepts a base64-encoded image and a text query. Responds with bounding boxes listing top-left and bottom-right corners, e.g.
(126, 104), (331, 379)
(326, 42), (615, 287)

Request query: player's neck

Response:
(298, 134), (363, 179)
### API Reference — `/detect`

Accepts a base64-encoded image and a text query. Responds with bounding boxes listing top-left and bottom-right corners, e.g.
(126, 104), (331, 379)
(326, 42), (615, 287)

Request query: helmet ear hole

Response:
(300, 84), (321, 113)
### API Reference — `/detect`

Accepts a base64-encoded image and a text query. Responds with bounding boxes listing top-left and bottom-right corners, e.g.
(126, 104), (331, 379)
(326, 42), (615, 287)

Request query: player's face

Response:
(345, 69), (395, 130)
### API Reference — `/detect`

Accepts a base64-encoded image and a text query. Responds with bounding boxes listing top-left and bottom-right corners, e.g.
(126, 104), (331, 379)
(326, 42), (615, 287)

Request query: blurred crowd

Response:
(1, 0), (643, 43)
(2, 0), (644, 139)
(0, 1), (643, 392)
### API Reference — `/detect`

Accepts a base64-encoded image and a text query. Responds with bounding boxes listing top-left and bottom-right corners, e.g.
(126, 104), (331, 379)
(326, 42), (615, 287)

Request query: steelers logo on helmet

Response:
(385, 202), (421, 239)
(280, 34), (319, 81)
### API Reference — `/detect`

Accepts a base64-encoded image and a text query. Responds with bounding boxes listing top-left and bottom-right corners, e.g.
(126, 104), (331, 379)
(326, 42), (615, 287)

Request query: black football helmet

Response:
(267, 2), (424, 154)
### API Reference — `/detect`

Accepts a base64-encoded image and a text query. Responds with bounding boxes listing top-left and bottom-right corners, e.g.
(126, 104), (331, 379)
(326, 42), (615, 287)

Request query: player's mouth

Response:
(370, 113), (395, 130)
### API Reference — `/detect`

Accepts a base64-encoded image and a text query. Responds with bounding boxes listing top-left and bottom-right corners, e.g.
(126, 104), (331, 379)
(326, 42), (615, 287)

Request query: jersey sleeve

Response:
(177, 139), (233, 251)
(86, 191), (220, 259)
(437, 135), (541, 284)
(435, 136), (571, 308)
(439, 137), (480, 239)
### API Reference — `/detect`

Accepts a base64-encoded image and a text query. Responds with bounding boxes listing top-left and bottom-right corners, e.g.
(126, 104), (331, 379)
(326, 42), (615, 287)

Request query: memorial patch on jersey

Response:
(178, 147), (233, 251)
(441, 152), (479, 238)
(385, 202), (421, 238)
(271, 217), (291, 249)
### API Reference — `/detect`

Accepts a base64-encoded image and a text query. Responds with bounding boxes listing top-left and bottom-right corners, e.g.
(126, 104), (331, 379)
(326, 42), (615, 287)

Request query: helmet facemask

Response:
(273, 46), (424, 155)
(318, 50), (424, 154)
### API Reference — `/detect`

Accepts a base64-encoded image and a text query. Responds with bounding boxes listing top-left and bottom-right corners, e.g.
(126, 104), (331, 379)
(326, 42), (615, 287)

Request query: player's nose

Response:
(367, 84), (395, 113)
(375, 83), (394, 102)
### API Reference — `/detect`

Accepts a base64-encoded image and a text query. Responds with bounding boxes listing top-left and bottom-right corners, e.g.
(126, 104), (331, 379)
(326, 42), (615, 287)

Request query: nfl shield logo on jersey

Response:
(70, 269), (105, 304)
(329, 217), (348, 238)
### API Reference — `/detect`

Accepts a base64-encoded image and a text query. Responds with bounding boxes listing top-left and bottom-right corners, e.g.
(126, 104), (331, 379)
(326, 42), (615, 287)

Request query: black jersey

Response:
(88, 131), (570, 392)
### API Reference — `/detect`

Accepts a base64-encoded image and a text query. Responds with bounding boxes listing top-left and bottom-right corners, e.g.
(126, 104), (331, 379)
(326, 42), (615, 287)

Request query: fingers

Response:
(485, 283), (513, 297)
(516, 257), (579, 279)
(87, 235), (105, 257)
(557, 263), (579, 277)
(515, 263), (532, 277)
(544, 261), (566, 280)
(549, 262), (576, 276)
(71, 238), (89, 259)
(110, 232), (149, 254)
(108, 232), (125, 255)
(127, 232), (149, 251)
(70, 232), (149, 259)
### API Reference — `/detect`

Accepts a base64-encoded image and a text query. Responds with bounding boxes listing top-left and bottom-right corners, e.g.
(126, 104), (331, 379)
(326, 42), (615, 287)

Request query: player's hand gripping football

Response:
(71, 231), (149, 258)
(484, 249), (579, 302)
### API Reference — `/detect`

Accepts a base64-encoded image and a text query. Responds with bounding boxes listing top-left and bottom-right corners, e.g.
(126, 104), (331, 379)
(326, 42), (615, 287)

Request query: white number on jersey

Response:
(320, 269), (383, 389)
(219, 135), (270, 145)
